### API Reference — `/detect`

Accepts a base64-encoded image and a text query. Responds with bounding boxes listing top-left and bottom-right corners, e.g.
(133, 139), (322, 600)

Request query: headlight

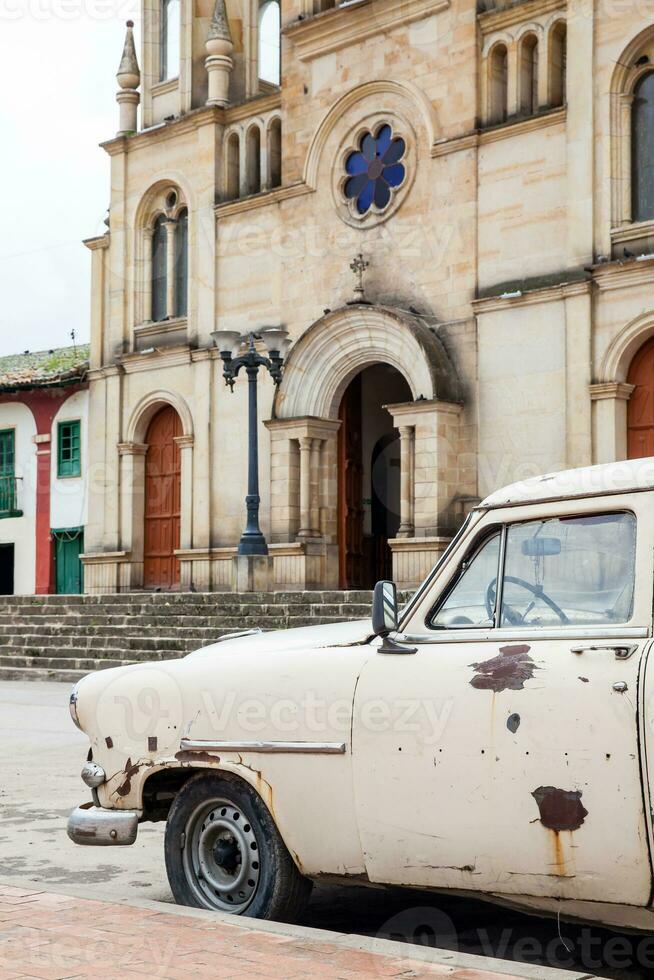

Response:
(81, 761), (106, 788)
(69, 684), (82, 730)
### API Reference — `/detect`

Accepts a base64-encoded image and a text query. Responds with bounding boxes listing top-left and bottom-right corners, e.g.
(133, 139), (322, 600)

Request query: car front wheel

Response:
(164, 772), (312, 921)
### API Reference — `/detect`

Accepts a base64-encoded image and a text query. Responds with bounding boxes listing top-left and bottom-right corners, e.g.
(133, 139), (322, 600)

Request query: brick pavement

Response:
(0, 884), (588, 980)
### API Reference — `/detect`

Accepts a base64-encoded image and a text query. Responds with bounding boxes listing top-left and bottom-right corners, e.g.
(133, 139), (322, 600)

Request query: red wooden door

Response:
(338, 375), (365, 589)
(628, 337), (654, 459)
(144, 406), (182, 590)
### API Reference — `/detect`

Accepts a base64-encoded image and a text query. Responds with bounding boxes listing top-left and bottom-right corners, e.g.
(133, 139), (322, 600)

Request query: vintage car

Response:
(68, 458), (654, 931)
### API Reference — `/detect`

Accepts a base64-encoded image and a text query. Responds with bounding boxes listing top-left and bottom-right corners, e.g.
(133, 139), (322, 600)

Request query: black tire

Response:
(164, 771), (312, 921)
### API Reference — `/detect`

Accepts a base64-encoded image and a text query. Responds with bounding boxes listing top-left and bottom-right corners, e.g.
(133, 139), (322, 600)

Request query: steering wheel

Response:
(485, 575), (569, 625)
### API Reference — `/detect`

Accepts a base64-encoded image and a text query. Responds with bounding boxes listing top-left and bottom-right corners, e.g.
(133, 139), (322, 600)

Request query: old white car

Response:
(68, 458), (654, 931)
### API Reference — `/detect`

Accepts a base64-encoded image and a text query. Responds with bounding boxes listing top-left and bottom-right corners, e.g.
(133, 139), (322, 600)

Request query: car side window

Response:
(428, 532), (501, 629)
(500, 512), (636, 628)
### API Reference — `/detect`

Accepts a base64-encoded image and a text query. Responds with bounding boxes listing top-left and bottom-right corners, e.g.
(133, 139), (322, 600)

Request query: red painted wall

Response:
(0, 385), (86, 594)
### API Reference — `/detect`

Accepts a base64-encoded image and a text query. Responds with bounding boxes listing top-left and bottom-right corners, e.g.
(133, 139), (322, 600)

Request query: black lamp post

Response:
(211, 327), (290, 557)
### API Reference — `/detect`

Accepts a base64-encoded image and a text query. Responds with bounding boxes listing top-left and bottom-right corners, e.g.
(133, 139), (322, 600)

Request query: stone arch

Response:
(133, 175), (194, 327)
(598, 311), (654, 383)
(274, 305), (461, 420)
(127, 389), (194, 443)
(303, 80), (439, 189)
(609, 26), (654, 226)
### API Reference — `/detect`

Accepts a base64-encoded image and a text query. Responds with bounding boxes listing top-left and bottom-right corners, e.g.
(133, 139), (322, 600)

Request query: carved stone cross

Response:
(349, 252), (369, 303)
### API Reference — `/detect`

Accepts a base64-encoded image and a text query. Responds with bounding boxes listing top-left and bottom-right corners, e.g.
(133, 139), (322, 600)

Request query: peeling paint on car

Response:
(532, 786), (588, 832)
(470, 645), (538, 692)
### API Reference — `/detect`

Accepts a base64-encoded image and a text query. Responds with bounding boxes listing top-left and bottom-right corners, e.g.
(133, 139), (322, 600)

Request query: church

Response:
(82, 0), (654, 594)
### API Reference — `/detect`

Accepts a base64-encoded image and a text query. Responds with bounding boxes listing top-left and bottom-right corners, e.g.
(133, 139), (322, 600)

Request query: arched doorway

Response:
(338, 364), (412, 588)
(627, 337), (654, 458)
(144, 405), (182, 589)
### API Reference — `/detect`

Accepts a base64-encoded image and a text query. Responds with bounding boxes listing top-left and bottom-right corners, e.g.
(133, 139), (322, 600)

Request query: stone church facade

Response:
(83, 0), (654, 593)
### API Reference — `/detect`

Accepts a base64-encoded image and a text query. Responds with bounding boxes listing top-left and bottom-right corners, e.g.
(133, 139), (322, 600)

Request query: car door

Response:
(352, 497), (653, 906)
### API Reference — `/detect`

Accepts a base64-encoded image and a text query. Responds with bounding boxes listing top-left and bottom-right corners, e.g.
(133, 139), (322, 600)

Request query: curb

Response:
(0, 874), (594, 979)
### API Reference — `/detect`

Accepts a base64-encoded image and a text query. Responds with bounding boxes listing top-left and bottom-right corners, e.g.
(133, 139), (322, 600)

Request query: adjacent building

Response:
(0, 347), (89, 595)
(81, 0), (654, 594)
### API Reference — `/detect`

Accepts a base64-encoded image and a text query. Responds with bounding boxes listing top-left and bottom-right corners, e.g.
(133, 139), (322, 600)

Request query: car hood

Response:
(185, 618), (373, 660)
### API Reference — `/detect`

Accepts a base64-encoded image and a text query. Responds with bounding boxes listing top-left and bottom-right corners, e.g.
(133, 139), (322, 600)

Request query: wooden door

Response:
(338, 375), (365, 589)
(54, 530), (84, 594)
(144, 406), (182, 590)
(628, 337), (654, 458)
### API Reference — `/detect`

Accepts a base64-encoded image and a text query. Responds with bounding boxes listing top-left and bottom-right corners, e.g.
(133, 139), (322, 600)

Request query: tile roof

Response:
(0, 345), (90, 390)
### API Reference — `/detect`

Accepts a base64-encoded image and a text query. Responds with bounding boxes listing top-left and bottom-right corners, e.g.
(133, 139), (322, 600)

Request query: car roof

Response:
(479, 457), (654, 509)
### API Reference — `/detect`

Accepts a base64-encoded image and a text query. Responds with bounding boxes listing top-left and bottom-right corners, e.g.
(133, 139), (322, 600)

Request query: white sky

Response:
(0, 1), (141, 357)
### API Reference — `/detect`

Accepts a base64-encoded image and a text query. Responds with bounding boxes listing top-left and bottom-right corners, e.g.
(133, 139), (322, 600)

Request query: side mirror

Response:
(372, 580), (398, 637)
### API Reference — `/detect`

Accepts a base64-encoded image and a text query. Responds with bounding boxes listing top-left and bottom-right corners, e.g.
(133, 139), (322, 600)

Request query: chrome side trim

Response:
(67, 803), (139, 846)
(401, 626), (649, 645)
(179, 738), (346, 755)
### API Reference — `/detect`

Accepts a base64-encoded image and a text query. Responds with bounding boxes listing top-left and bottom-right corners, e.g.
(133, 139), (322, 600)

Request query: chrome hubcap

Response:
(183, 798), (261, 913)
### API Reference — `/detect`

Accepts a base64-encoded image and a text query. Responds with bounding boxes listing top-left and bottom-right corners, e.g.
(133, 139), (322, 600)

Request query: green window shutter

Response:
(0, 430), (16, 514)
(58, 420), (81, 478)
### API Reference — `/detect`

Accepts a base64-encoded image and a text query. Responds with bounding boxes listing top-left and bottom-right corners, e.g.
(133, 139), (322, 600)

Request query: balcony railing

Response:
(0, 476), (22, 518)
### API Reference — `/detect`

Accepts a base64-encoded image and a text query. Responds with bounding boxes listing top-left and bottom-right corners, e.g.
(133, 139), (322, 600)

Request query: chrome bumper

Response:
(67, 802), (139, 846)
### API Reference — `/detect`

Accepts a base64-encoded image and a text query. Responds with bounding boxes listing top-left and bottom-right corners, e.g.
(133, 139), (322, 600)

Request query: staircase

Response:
(0, 591), (389, 684)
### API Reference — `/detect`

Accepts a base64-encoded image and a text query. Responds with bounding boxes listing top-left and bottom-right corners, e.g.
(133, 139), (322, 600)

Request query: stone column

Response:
(590, 383), (634, 463)
(537, 31), (549, 109)
(86, 236), (108, 369)
(310, 437), (322, 537)
(118, 442), (148, 580)
(619, 94), (634, 226)
(239, 138), (248, 199)
(165, 219), (176, 319)
(297, 436), (313, 539)
(175, 434), (195, 550)
(397, 425), (415, 537)
(506, 41), (519, 118)
(142, 227), (154, 323)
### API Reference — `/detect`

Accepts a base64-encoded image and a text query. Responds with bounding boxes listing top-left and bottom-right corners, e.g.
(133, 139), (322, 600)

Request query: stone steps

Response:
(0, 590), (400, 684)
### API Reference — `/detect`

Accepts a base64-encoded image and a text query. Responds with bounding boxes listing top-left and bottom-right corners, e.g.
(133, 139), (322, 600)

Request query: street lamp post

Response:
(211, 327), (290, 557)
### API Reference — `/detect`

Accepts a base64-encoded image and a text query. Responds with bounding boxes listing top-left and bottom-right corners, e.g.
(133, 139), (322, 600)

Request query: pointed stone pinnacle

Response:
(117, 20), (140, 90)
(207, 0), (232, 44)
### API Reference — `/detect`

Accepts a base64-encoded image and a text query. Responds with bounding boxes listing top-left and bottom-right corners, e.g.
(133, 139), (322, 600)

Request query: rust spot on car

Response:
(175, 750), (220, 765)
(507, 713), (521, 733)
(148, 737), (158, 752)
(470, 645), (538, 692)
(116, 758), (142, 797)
(105, 737), (113, 749)
(532, 786), (588, 832)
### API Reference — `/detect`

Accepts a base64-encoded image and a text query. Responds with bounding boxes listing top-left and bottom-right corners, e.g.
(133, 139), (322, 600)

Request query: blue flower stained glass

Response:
(344, 124), (406, 215)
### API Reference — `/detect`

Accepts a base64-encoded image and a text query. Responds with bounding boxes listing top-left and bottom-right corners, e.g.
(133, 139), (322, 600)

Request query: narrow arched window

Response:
(258, 1), (280, 86)
(246, 126), (261, 195)
(549, 22), (566, 107)
(151, 215), (168, 322)
(174, 209), (188, 318)
(632, 72), (654, 222)
(161, 0), (180, 81)
(227, 133), (240, 199)
(269, 118), (281, 188)
(489, 44), (508, 124)
(519, 35), (538, 115)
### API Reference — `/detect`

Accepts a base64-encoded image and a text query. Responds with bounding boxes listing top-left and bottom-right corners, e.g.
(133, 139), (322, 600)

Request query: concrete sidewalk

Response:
(0, 882), (594, 980)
